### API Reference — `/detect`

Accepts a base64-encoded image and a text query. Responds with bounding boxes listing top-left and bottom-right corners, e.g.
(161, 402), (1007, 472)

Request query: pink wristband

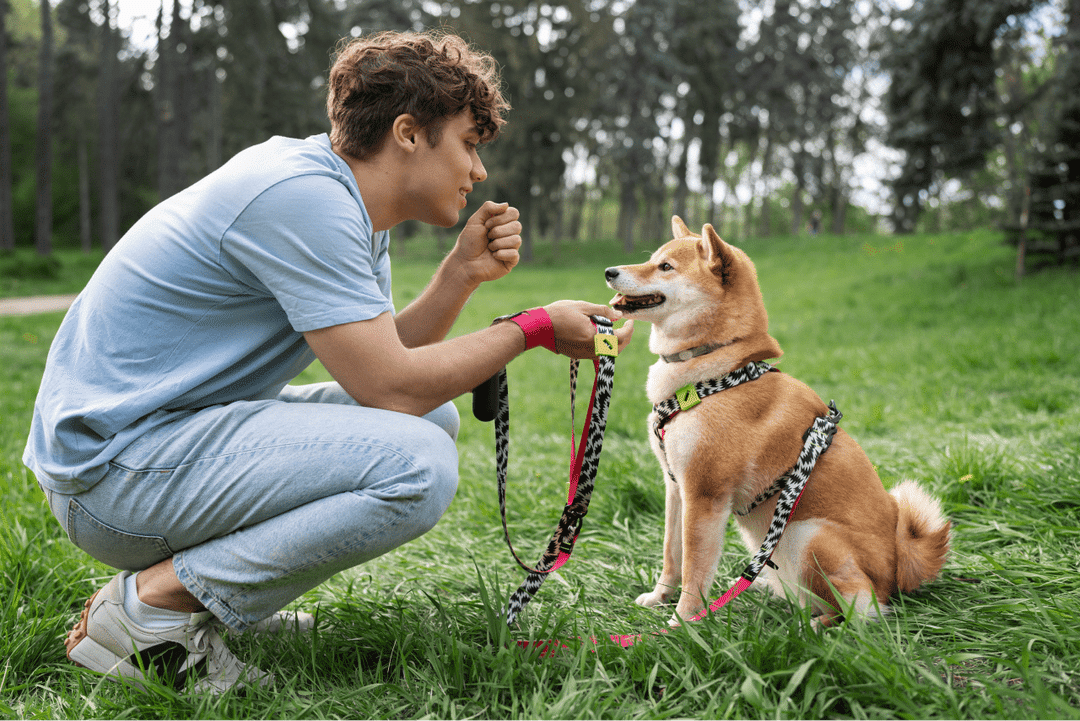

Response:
(507, 308), (557, 352)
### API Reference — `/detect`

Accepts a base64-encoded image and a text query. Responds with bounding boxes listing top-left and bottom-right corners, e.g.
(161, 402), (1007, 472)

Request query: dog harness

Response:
(518, 388), (846, 660)
(651, 360), (843, 612)
(485, 316), (618, 626)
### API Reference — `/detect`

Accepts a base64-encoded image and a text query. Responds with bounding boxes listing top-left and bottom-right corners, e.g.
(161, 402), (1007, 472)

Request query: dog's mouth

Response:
(610, 292), (666, 312)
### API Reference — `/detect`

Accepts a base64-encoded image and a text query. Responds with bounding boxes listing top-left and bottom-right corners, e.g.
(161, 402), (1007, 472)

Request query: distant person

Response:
(24, 30), (632, 694)
(808, 209), (822, 235)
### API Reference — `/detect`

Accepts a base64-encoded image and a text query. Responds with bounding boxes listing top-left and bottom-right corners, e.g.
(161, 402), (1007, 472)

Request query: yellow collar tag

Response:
(676, 383), (701, 411)
(594, 333), (618, 357)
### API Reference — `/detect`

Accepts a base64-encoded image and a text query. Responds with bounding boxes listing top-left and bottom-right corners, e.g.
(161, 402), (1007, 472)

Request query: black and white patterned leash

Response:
(481, 317), (617, 626)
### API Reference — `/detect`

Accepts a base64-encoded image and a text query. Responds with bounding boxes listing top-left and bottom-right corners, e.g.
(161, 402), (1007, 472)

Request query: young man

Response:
(24, 31), (632, 694)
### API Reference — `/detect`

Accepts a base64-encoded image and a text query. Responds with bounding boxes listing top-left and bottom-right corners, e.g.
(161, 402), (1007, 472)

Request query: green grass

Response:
(2, 229), (1079, 718)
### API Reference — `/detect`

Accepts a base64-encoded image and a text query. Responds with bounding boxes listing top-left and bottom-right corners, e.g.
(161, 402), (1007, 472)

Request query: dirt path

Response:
(0, 294), (79, 317)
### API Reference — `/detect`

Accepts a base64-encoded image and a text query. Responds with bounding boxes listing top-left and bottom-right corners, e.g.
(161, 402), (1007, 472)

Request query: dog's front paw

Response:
(634, 590), (669, 608)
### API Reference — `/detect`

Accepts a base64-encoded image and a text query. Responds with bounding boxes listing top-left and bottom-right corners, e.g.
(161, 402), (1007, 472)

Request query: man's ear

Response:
(391, 114), (420, 152)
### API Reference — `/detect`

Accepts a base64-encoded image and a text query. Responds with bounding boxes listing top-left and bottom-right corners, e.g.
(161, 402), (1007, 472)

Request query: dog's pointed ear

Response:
(671, 216), (692, 238)
(700, 224), (736, 285)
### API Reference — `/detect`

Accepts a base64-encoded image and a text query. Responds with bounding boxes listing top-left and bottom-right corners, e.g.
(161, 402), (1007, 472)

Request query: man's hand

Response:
(542, 300), (635, 360)
(451, 201), (522, 286)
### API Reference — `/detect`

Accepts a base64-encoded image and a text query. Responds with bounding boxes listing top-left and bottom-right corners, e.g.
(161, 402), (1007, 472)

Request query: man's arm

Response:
(394, 200), (523, 348)
(304, 301), (631, 417)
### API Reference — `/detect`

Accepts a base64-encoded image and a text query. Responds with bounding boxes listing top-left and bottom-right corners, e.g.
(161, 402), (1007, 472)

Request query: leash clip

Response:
(564, 501), (589, 521)
(558, 511), (585, 553)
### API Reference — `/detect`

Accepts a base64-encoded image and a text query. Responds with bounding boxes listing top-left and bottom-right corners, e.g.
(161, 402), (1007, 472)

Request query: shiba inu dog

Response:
(605, 216), (950, 626)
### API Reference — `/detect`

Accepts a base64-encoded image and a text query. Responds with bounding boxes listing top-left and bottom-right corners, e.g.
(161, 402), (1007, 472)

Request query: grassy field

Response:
(1, 229), (1078, 719)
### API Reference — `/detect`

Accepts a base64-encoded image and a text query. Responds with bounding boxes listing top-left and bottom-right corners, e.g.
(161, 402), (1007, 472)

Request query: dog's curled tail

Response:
(890, 480), (951, 593)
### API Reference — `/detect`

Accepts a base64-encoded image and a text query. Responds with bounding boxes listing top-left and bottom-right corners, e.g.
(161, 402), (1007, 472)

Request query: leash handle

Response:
(472, 372), (501, 422)
(474, 307), (558, 424)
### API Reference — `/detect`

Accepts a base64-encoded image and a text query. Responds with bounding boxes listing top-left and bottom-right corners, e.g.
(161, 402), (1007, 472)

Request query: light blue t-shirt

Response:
(24, 134), (394, 493)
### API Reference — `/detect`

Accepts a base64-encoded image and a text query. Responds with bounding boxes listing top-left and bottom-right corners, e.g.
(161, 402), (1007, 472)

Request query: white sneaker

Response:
(245, 610), (316, 635)
(65, 571), (273, 694)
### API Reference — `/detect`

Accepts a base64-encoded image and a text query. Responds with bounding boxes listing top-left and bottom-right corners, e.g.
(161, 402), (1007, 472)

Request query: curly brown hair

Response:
(327, 30), (510, 162)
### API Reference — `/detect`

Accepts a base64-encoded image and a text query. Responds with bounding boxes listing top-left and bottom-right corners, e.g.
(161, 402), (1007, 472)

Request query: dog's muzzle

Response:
(605, 268), (666, 312)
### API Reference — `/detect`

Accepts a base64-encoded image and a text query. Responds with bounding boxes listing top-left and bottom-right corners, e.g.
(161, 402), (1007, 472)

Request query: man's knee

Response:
(429, 435), (460, 511)
(423, 401), (460, 442)
(407, 425), (459, 526)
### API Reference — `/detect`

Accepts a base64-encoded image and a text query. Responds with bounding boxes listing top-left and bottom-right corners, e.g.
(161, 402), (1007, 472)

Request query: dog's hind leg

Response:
(804, 532), (889, 626)
(635, 478), (683, 608)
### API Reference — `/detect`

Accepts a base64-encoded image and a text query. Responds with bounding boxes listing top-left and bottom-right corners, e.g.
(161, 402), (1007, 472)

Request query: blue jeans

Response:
(43, 382), (460, 631)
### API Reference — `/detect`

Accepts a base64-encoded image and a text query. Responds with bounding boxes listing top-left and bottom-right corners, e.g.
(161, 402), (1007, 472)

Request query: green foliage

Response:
(881, 0), (1068, 233)
(0, 248), (103, 297)
(0, 0), (1014, 254)
(0, 250), (60, 280)
(2, 229), (1079, 718)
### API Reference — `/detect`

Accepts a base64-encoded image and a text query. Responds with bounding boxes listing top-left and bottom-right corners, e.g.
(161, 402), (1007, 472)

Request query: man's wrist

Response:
(497, 308), (557, 352)
(436, 248), (484, 295)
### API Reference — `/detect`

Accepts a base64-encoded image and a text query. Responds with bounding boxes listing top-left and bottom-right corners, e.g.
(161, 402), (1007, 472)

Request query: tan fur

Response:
(606, 217), (951, 625)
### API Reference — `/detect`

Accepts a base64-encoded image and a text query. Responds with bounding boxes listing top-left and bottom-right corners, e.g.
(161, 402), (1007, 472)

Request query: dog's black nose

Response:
(604, 267), (620, 281)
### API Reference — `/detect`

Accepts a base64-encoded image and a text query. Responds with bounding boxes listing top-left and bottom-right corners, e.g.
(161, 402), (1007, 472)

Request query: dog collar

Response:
(660, 338), (737, 363)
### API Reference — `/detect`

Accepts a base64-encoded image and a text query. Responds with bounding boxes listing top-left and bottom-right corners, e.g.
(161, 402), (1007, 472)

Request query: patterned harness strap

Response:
(653, 361), (777, 496)
(653, 361), (778, 438)
(689, 401), (842, 620)
(495, 317), (617, 626)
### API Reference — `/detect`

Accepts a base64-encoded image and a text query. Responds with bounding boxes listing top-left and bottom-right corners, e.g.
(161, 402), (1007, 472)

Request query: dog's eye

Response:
(658, 262), (673, 272)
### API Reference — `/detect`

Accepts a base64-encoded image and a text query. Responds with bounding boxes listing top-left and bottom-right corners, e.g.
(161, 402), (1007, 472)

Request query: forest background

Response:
(0, 0), (1078, 264)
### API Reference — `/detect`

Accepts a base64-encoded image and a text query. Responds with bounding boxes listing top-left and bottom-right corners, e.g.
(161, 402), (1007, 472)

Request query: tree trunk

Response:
(617, 178), (637, 253)
(519, 192), (534, 262)
(565, 184), (585, 242)
(97, 0), (121, 251)
(34, 0), (54, 256)
(831, 194), (847, 235)
(741, 131), (761, 239)
(671, 119), (692, 223)
(790, 146), (806, 236)
(758, 129), (774, 237)
(206, 56), (223, 173)
(157, 1), (180, 200)
(826, 129), (846, 234)
(645, 136), (672, 243)
(0, 0), (15, 251)
(79, 137), (92, 253)
(587, 189), (603, 241)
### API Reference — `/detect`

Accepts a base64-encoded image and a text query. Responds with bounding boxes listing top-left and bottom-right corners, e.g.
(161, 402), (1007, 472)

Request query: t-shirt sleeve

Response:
(220, 174), (394, 332)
